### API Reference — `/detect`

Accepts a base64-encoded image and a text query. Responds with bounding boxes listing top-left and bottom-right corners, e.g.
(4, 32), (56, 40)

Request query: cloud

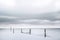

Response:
(0, 0), (60, 25)
(0, 16), (19, 24)
(18, 19), (60, 25)
(0, 0), (60, 14)
(0, 12), (60, 25)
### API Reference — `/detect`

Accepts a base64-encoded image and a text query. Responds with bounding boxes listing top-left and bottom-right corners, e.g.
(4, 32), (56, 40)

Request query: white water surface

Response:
(0, 28), (60, 40)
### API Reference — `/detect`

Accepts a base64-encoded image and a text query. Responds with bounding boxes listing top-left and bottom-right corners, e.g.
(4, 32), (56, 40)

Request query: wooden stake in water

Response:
(21, 28), (23, 33)
(44, 28), (46, 37)
(13, 28), (14, 34)
(29, 29), (31, 35)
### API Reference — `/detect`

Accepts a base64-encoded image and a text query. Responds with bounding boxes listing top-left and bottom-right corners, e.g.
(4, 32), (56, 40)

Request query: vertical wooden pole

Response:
(29, 29), (31, 35)
(13, 28), (14, 34)
(44, 28), (46, 37)
(21, 28), (23, 33)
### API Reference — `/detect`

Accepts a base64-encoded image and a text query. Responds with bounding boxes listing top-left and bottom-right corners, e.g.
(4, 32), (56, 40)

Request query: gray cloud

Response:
(0, 0), (60, 25)
(0, 12), (60, 25)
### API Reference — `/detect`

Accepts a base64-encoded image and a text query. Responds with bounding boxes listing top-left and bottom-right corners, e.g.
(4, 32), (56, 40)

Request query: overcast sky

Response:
(0, 0), (60, 25)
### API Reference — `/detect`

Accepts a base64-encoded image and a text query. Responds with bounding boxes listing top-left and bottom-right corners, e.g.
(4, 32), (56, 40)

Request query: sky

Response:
(0, 0), (60, 26)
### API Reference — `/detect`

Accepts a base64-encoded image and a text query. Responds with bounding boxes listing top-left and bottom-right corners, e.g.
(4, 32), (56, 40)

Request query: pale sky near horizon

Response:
(0, 0), (60, 25)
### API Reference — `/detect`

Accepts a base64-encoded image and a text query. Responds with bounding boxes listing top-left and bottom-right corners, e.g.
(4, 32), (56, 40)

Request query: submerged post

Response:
(44, 28), (46, 37)
(29, 29), (31, 35)
(21, 28), (23, 33)
(13, 28), (14, 34)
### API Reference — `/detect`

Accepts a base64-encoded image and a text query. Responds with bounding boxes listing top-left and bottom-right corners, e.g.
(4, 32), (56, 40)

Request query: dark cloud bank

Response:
(0, 12), (60, 25)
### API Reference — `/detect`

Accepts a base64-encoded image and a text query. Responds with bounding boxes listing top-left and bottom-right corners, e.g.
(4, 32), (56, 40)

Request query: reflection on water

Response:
(0, 28), (60, 40)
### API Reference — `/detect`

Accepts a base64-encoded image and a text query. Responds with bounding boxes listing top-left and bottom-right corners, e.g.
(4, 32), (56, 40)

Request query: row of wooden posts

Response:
(11, 28), (46, 37)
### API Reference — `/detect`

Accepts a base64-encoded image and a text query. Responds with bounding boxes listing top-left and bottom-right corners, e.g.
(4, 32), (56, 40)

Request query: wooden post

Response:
(44, 28), (46, 37)
(21, 28), (23, 33)
(13, 28), (14, 34)
(29, 29), (31, 35)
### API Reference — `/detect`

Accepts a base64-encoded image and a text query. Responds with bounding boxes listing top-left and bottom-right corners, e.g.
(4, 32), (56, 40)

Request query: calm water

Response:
(0, 28), (60, 40)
